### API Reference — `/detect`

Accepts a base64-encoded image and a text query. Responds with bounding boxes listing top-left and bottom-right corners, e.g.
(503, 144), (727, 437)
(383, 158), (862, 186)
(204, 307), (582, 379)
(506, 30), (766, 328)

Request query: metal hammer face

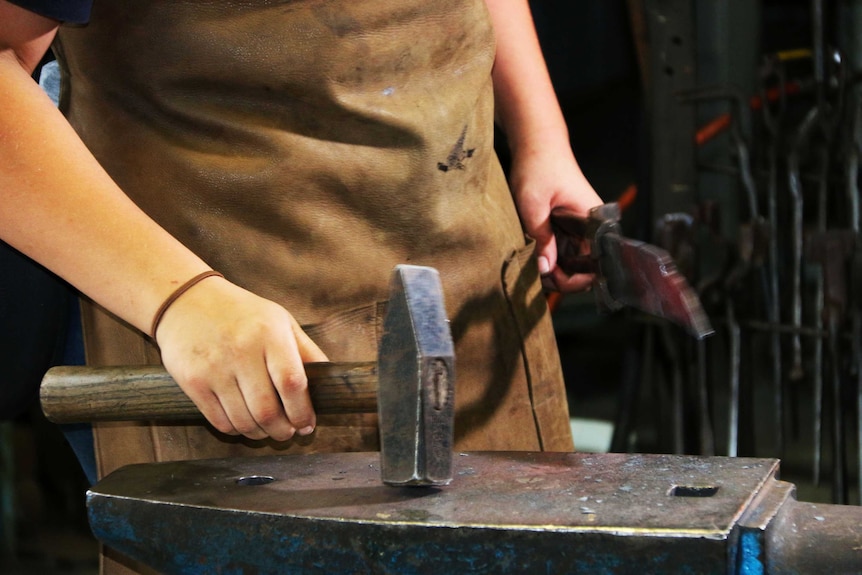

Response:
(377, 265), (455, 486)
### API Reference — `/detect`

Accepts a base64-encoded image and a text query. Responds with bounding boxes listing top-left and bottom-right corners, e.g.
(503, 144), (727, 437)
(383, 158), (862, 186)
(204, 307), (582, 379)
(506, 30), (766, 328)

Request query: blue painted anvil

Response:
(86, 451), (862, 574)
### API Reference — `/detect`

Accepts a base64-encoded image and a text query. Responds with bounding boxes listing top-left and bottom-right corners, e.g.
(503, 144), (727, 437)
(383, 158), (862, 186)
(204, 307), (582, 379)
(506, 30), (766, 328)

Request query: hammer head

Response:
(377, 265), (455, 486)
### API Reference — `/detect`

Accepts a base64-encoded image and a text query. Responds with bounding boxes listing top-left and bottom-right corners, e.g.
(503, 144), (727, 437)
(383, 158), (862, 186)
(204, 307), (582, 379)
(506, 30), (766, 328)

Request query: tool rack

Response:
(613, 0), (862, 505)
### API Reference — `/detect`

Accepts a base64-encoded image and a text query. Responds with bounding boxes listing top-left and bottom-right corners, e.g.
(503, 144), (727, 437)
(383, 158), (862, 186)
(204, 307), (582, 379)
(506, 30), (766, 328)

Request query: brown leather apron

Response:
(55, 1), (572, 571)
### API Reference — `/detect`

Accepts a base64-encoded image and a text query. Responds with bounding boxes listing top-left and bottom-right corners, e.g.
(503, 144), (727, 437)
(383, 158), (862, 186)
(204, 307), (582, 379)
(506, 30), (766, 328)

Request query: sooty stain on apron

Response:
(437, 125), (475, 172)
(311, 2), (362, 37)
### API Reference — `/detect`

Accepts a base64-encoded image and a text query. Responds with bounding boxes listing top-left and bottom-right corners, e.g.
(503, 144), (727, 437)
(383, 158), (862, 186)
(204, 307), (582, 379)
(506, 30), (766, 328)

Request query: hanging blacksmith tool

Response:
(41, 265), (455, 487)
(654, 211), (717, 456)
(678, 84), (778, 456)
(788, 45), (846, 488)
(551, 202), (713, 340)
(84, 451), (862, 574)
(842, 89), (862, 507)
(760, 53), (791, 459)
(806, 230), (856, 505)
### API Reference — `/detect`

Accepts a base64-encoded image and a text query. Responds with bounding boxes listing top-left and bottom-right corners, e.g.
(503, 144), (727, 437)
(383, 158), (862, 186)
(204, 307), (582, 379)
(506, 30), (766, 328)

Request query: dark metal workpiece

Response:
(86, 451), (862, 574)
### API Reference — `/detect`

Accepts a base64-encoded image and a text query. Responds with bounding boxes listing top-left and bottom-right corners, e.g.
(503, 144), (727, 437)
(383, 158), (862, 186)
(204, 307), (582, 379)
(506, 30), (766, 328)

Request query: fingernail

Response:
(298, 425), (315, 436)
(538, 256), (551, 275)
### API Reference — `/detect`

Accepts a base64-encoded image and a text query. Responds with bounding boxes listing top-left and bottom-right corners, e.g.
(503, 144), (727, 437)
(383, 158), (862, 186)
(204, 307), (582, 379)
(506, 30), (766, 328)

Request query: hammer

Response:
(40, 265), (456, 487)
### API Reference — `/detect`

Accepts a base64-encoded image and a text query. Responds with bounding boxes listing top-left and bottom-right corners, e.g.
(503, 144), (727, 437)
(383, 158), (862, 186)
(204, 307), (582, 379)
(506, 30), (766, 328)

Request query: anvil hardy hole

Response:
(670, 485), (719, 498)
(236, 475), (276, 486)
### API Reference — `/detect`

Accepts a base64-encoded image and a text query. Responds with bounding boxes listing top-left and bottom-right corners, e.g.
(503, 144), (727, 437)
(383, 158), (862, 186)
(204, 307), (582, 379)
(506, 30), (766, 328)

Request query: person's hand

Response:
(509, 144), (603, 293)
(154, 275), (328, 441)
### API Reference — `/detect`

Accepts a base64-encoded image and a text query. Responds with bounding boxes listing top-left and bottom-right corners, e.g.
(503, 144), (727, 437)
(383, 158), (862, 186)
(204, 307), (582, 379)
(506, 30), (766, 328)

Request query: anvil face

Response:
(87, 452), (782, 574)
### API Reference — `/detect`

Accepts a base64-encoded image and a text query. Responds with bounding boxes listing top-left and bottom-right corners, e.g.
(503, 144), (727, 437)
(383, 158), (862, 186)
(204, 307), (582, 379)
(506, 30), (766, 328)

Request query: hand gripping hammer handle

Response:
(40, 362), (378, 424)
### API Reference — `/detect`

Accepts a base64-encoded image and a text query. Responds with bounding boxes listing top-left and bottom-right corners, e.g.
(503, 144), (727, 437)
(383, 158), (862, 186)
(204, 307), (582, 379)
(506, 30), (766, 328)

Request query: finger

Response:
(267, 352), (316, 436)
(289, 316), (329, 363)
(533, 211), (554, 238)
(218, 379), (272, 440)
(189, 373), (269, 440)
(275, 317), (329, 435)
(541, 274), (559, 292)
(177, 372), (242, 436)
(265, 319), (318, 436)
(193, 389), (240, 437)
(551, 268), (594, 293)
(536, 231), (558, 277)
(233, 360), (304, 441)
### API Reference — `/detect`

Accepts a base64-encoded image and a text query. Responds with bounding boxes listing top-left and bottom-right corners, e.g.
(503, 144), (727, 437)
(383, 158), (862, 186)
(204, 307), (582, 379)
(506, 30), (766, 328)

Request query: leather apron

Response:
(55, 2), (573, 571)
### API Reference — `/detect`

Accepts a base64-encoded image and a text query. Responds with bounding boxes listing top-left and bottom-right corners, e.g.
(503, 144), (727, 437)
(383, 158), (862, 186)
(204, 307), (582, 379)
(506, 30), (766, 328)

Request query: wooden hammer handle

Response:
(40, 362), (378, 423)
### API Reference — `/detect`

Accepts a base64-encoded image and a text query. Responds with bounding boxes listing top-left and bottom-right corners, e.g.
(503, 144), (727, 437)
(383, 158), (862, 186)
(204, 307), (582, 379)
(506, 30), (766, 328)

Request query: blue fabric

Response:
(59, 423), (96, 485)
(9, 0), (92, 24)
(38, 59), (61, 105)
(59, 295), (96, 485)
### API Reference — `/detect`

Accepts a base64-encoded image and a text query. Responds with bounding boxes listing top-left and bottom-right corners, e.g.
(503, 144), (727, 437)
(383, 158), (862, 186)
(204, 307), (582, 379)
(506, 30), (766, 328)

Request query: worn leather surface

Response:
(56, 2), (573, 571)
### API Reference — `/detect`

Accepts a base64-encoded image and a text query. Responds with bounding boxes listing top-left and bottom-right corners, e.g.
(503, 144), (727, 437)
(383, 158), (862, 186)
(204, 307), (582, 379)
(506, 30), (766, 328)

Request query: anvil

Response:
(86, 451), (862, 574)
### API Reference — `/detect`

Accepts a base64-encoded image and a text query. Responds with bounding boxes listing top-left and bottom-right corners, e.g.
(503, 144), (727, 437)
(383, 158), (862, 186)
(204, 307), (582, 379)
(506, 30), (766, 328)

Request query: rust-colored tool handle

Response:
(550, 209), (596, 276)
(40, 362), (378, 423)
(550, 204), (622, 277)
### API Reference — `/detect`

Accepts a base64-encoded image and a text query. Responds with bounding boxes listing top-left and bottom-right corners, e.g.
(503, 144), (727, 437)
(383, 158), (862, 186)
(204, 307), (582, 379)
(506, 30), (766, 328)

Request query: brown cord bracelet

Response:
(150, 270), (224, 340)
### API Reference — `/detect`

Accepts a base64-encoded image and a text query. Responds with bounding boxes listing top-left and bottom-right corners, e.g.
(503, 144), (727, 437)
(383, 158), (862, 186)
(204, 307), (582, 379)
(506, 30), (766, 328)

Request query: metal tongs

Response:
(551, 203), (713, 340)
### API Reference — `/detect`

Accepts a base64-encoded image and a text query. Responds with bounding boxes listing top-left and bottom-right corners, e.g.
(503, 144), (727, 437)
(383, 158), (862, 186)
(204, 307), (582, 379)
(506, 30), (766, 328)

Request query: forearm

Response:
(484, 0), (571, 155)
(0, 50), (210, 335)
(0, 1), (326, 441)
(483, 0), (601, 290)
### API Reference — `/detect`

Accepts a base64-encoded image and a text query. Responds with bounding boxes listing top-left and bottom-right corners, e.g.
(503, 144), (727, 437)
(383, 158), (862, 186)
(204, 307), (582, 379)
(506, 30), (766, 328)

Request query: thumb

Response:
(289, 316), (329, 363)
(530, 218), (558, 276)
